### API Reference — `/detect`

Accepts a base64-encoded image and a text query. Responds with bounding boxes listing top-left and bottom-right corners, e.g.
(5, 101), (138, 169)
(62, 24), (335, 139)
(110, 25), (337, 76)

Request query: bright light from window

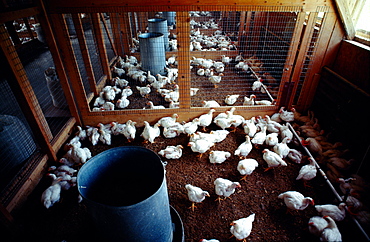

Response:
(355, 0), (370, 41)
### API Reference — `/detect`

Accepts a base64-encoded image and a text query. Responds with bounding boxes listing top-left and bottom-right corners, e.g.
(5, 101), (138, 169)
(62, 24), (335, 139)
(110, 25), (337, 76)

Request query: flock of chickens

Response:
(39, 11), (370, 241)
(39, 100), (369, 241)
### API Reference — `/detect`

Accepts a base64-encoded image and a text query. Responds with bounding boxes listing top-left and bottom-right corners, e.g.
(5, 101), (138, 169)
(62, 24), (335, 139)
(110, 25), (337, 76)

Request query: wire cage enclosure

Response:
(0, 12), (75, 209)
(44, 5), (333, 127)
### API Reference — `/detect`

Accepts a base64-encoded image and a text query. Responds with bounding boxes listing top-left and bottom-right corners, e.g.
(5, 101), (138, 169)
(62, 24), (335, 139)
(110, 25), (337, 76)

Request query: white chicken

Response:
(190, 87), (200, 96)
(158, 145), (183, 159)
(75, 125), (87, 140)
(188, 139), (214, 158)
(265, 132), (279, 146)
(200, 239), (219, 242)
(214, 178), (241, 203)
(198, 109), (215, 131)
(308, 216), (329, 237)
(209, 130), (230, 143)
(320, 216), (342, 242)
(243, 117), (257, 137)
(102, 86), (116, 101)
(209, 150), (231, 164)
(140, 121), (160, 143)
(136, 84), (151, 97)
(116, 96), (130, 109)
(110, 121), (126, 136)
(296, 157), (317, 187)
(243, 94), (256, 106)
(230, 214), (255, 241)
(209, 73), (223, 88)
(273, 137), (291, 158)
(315, 203), (346, 222)
(251, 125), (267, 148)
(278, 191), (314, 212)
(237, 158), (259, 181)
(157, 113), (179, 128)
(185, 184), (210, 211)
(66, 143), (91, 164)
(111, 77), (129, 88)
(88, 127), (100, 146)
(225, 94), (239, 105)
(214, 115), (234, 130)
(202, 100), (220, 108)
(280, 124), (293, 143)
(197, 68), (205, 76)
(262, 149), (287, 172)
(162, 122), (184, 138)
(183, 118), (200, 136)
(112, 66), (125, 78)
(41, 177), (62, 209)
(146, 71), (156, 83)
(251, 78), (263, 92)
(287, 149), (303, 164)
(98, 123), (112, 145)
(122, 120), (137, 142)
(264, 115), (282, 133)
(279, 107), (295, 122)
(146, 101), (165, 109)
(234, 135), (253, 159)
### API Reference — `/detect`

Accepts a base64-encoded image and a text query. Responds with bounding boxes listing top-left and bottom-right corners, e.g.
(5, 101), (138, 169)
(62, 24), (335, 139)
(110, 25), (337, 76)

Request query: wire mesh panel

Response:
(90, 11), (179, 111)
(0, 77), (38, 191)
(18, 15), (71, 137)
(189, 10), (298, 107)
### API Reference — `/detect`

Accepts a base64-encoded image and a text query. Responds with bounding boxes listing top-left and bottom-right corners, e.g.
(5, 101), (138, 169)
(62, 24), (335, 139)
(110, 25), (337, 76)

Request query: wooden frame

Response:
(42, 2), (342, 128)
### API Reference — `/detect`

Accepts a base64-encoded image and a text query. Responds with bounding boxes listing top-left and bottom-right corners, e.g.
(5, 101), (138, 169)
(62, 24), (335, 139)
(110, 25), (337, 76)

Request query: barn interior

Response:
(0, 0), (370, 241)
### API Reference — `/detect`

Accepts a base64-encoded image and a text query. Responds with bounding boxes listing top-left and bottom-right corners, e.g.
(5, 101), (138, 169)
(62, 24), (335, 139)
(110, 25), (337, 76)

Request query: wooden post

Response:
(72, 13), (98, 95)
(176, 11), (190, 109)
(276, 12), (306, 107)
(109, 13), (124, 57)
(50, 14), (90, 118)
(99, 13), (117, 56)
(91, 13), (112, 81)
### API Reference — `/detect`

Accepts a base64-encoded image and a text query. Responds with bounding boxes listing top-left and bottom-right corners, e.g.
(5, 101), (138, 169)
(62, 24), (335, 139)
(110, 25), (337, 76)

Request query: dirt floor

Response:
(7, 117), (369, 242)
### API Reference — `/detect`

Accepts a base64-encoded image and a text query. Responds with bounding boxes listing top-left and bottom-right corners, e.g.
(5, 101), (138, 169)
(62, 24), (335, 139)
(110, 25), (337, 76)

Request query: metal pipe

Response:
(287, 123), (370, 241)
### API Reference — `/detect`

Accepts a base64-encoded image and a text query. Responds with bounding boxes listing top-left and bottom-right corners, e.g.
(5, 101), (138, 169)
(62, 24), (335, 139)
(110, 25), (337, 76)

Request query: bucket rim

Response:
(77, 146), (166, 209)
(139, 32), (164, 39)
(148, 18), (167, 23)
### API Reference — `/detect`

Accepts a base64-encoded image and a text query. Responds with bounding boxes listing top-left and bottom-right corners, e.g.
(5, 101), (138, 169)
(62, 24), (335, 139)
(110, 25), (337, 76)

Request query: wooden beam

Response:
(333, 0), (356, 39)
(99, 13), (117, 56)
(72, 13), (98, 95)
(50, 13), (91, 122)
(109, 13), (124, 57)
(276, 12), (306, 106)
(0, 7), (40, 24)
(45, 0), (334, 13)
(91, 13), (112, 81)
(176, 11), (191, 109)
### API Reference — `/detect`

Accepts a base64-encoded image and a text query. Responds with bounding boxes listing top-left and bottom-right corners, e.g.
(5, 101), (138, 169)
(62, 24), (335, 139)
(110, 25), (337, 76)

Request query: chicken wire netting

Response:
(17, 15), (71, 137)
(190, 10), (298, 107)
(0, 77), (38, 192)
(90, 11), (179, 111)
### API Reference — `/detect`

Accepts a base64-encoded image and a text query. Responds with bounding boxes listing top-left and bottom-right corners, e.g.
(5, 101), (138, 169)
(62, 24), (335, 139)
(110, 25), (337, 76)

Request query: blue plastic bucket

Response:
(139, 32), (167, 75)
(148, 18), (170, 51)
(77, 146), (173, 242)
